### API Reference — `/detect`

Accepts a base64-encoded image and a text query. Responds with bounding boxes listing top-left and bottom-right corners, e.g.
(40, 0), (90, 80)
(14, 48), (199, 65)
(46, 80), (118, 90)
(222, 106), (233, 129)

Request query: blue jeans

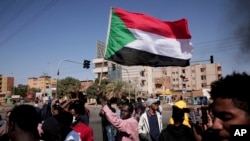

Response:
(105, 125), (116, 141)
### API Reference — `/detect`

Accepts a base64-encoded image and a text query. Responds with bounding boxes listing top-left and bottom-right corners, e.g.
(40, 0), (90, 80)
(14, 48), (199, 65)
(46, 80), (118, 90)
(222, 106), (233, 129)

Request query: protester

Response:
(11, 99), (17, 109)
(159, 105), (194, 141)
(200, 72), (250, 141)
(68, 102), (89, 125)
(41, 111), (75, 141)
(138, 98), (163, 141)
(71, 114), (94, 141)
(115, 98), (126, 118)
(51, 103), (64, 115)
(156, 100), (163, 115)
(40, 103), (52, 122)
(99, 95), (139, 141)
(8, 104), (40, 141)
(169, 97), (191, 128)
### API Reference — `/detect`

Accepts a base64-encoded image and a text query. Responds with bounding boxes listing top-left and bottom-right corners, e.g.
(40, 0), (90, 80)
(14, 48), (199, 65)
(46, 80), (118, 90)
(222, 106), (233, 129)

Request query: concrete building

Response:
(153, 63), (222, 96)
(28, 75), (57, 96)
(0, 74), (14, 101)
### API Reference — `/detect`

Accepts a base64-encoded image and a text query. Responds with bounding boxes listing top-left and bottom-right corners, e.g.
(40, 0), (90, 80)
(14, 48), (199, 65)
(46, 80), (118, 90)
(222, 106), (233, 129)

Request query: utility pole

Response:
(56, 59), (89, 99)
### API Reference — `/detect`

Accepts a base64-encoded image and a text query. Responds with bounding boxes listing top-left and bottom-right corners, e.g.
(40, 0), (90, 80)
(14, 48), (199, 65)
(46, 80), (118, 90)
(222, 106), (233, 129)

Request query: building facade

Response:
(28, 75), (57, 96)
(0, 74), (14, 101)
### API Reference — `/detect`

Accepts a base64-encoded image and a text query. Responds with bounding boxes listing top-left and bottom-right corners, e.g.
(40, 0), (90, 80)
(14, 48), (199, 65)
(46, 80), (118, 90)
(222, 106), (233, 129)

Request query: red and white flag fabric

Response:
(104, 7), (193, 67)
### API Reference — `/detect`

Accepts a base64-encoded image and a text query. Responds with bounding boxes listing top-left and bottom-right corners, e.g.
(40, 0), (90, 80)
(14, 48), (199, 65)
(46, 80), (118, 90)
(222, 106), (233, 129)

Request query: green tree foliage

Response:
(57, 77), (81, 98)
(28, 87), (41, 94)
(86, 78), (109, 99)
(105, 80), (125, 100)
(14, 84), (28, 98)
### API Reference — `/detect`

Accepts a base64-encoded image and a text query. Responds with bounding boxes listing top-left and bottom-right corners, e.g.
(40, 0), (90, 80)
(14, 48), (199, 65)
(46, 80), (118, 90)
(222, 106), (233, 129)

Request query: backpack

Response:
(64, 130), (81, 141)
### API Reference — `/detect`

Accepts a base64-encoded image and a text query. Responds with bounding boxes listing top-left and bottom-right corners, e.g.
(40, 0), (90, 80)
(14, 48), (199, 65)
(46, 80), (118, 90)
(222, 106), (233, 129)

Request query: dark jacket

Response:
(159, 124), (195, 141)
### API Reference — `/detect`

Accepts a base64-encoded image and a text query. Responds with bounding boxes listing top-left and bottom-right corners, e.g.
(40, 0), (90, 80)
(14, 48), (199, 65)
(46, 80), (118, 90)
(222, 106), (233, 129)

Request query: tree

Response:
(14, 84), (28, 98)
(105, 80), (125, 100)
(57, 77), (81, 99)
(86, 78), (109, 99)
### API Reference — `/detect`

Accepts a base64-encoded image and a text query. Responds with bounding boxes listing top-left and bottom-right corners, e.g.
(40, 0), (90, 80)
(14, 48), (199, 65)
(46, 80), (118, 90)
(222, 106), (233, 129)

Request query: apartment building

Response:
(162, 63), (222, 91)
(0, 74), (14, 100)
(28, 75), (57, 96)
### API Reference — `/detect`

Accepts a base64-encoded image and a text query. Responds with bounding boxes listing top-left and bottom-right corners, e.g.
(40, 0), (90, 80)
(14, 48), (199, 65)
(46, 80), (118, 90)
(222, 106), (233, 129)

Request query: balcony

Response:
(93, 67), (108, 74)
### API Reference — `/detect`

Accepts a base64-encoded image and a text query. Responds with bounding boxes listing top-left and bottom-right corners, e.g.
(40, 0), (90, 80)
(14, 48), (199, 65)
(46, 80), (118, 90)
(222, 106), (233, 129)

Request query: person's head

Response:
(8, 105), (40, 141)
(172, 105), (185, 124)
(12, 99), (16, 104)
(68, 103), (81, 118)
(120, 103), (134, 119)
(107, 100), (112, 107)
(41, 111), (73, 141)
(51, 104), (63, 115)
(116, 99), (126, 110)
(68, 102), (85, 124)
(146, 98), (159, 111)
(209, 72), (250, 140)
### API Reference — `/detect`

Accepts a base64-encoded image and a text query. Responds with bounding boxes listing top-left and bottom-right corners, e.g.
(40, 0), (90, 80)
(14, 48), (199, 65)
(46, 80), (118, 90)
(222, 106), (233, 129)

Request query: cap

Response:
(146, 98), (159, 107)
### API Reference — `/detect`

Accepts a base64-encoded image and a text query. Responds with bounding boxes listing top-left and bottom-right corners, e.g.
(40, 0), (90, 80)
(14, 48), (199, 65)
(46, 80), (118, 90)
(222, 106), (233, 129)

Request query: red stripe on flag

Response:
(114, 8), (192, 39)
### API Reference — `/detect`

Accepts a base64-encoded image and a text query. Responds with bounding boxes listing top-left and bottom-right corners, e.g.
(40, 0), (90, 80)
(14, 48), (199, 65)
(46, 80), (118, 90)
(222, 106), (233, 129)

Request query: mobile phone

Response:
(201, 107), (208, 124)
(189, 111), (197, 124)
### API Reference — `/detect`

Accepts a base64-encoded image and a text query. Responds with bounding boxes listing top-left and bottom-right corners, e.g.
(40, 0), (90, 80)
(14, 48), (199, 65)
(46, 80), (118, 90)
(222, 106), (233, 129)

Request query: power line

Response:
(0, 0), (58, 47)
(0, 0), (35, 33)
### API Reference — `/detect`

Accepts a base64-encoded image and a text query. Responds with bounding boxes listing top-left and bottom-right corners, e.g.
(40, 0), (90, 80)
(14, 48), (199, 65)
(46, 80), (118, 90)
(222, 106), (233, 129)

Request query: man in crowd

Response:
(138, 98), (163, 141)
(203, 72), (250, 141)
(99, 96), (139, 141)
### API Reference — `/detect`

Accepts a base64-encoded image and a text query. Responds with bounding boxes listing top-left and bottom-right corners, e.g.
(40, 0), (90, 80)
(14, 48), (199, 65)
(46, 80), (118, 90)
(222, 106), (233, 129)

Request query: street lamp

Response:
(55, 59), (85, 99)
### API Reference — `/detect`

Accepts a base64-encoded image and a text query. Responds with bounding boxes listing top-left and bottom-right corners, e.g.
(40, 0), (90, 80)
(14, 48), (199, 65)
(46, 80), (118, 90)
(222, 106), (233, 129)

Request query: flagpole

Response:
(98, 58), (105, 86)
(99, 7), (113, 86)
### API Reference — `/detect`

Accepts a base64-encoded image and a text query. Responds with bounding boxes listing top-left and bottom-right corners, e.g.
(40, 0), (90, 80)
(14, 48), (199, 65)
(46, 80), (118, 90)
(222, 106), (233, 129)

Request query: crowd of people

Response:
(0, 72), (249, 141)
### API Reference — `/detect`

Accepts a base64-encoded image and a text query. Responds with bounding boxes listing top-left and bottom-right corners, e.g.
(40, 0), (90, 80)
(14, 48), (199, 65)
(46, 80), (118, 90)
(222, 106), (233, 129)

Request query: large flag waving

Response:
(104, 7), (193, 67)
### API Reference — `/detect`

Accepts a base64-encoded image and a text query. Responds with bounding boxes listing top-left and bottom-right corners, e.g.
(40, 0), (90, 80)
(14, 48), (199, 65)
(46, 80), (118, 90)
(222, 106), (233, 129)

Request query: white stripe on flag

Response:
(125, 28), (193, 60)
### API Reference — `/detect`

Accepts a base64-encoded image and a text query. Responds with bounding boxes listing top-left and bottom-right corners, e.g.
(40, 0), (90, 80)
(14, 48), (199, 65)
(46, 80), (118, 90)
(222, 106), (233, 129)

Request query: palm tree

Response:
(105, 80), (125, 100)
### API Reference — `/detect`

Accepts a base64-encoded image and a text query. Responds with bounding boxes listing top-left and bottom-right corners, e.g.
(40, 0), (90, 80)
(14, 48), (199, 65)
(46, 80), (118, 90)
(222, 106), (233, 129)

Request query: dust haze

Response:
(225, 0), (250, 60)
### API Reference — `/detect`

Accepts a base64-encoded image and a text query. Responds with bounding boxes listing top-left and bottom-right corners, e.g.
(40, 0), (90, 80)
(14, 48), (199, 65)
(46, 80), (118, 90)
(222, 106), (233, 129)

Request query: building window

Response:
(201, 75), (206, 80)
(217, 66), (222, 71)
(202, 83), (206, 88)
(182, 69), (185, 73)
(200, 68), (206, 72)
(140, 70), (145, 76)
(141, 80), (146, 86)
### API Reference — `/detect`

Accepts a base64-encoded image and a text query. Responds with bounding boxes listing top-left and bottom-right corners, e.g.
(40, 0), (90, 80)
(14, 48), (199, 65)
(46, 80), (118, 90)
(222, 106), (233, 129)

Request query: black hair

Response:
(68, 101), (86, 115)
(9, 104), (40, 139)
(52, 104), (64, 114)
(123, 103), (134, 113)
(172, 105), (184, 123)
(209, 72), (250, 115)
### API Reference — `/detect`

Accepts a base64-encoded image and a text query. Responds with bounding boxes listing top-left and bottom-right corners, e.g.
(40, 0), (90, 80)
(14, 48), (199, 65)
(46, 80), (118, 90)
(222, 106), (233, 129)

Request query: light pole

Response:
(55, 59), (84, 99)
